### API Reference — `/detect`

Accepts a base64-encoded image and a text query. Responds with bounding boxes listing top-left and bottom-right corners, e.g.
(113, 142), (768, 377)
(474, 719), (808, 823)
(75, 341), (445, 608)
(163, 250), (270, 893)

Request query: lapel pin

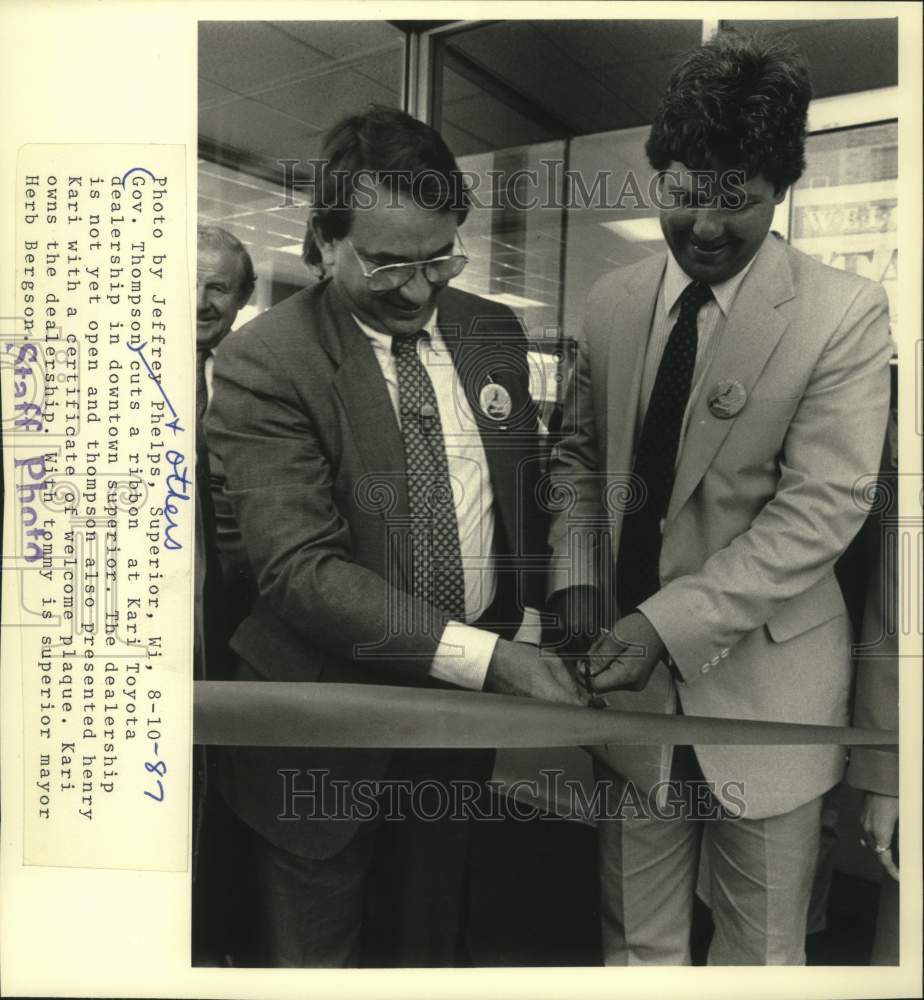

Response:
(479, 381), (512, 421)
(707, 379), (747, 419)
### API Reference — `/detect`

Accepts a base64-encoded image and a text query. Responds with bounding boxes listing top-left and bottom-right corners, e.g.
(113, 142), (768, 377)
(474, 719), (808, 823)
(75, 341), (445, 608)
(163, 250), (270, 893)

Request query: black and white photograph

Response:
(0, 5), (920, 1000)
(191, 15), (909, 973)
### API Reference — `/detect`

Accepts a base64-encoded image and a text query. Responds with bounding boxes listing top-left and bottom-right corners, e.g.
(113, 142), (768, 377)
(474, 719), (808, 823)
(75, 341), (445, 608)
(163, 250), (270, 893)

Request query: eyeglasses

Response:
(346, 237), (468, 292)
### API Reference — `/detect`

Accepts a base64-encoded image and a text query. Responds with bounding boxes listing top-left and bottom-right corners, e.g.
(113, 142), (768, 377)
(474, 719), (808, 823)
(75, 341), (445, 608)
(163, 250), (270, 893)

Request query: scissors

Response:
(579, 656), (609, 710)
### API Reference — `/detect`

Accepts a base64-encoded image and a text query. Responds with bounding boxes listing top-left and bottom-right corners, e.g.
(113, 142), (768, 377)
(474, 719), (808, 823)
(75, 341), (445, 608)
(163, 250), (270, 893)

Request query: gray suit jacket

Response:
(207, 279), (548, 857)
(548, 235), (893, 819)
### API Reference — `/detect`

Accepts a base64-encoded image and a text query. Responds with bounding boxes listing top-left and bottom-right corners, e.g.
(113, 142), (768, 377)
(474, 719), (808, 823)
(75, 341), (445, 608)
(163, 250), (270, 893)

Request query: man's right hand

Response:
(485, 638), (586, 706)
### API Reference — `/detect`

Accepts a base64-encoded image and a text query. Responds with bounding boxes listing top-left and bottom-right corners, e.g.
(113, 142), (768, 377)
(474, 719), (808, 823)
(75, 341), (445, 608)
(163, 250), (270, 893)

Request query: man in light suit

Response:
(547, 34), (893, 965)
(207, 107), (581, 968)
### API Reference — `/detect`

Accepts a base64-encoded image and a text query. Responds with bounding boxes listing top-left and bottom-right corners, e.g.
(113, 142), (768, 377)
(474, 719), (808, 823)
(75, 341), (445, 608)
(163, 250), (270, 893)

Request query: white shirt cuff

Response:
(429, 621), (498, 691)
(512, 605), (542, 646)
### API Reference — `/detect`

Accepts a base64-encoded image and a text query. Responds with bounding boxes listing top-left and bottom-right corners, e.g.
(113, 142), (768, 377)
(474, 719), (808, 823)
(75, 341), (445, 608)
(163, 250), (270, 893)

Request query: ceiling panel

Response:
(199, 20), (405, 182)
(722, 19), (898, 98)
(258, 64), (400, 125)
(270, 20), (404, 60)
(198, 21), (331, 93)
(198, 78), (240, 107)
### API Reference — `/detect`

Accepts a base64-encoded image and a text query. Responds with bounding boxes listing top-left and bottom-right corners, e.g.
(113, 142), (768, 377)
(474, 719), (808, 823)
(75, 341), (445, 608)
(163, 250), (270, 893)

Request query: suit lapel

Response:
(436, 289), (524, 550)
(605, 255), (665, 489)
(667, 236), (795, 521)
(322, 284), (409, 525)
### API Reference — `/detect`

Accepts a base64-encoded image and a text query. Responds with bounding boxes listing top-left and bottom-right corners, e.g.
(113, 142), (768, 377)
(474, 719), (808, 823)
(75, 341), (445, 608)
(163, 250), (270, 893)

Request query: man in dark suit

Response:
(206, 106), (581, 968)
(194, 224), (256, 678)
(192, 226), (255, 965)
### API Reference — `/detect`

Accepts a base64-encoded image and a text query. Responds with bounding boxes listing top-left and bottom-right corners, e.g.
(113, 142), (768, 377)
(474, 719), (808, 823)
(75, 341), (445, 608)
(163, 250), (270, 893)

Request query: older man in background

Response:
(194, 224), (256, 674)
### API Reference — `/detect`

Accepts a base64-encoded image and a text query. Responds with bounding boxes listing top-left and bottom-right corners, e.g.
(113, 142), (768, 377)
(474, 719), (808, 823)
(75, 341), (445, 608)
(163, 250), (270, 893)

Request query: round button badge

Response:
(479, 382), (512, 421)
(707, 379), (747, 419)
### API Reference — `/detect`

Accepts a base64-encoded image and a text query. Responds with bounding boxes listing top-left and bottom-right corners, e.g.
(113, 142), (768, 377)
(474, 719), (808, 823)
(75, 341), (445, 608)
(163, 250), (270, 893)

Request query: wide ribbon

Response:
(194, 681), (897, 749)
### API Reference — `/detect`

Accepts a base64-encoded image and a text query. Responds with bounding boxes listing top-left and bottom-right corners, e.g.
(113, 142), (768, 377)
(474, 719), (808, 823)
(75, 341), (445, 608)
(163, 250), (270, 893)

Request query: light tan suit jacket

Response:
(549, 234), (892, 819)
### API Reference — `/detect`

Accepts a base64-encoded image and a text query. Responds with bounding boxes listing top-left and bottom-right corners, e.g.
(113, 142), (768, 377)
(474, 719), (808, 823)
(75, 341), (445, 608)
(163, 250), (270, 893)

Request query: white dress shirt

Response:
(203, 349), (216, 403)
(638, 243), (761, 447)
(353, 311), (541, 690)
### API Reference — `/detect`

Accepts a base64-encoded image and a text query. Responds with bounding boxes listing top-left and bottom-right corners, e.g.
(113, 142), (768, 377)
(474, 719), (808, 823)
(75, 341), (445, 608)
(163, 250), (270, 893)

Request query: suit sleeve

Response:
(206, 326), (447, 679)
(847, 413), (899, 795)
(641, 279), (894, 682)
(546, 283), (607, 599)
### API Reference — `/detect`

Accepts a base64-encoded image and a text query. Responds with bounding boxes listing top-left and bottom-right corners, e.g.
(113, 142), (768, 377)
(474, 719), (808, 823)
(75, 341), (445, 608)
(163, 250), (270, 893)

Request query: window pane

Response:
(449, 141), (567, 406)
(791, 122), (899, 337)
(433, 18), (702, 403)
(561, 126), (661, 341)
(435, 20), (703, 157)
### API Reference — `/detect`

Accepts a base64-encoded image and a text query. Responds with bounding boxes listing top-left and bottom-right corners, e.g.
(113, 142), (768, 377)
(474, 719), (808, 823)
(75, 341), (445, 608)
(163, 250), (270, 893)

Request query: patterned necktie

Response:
(392, 331), (467, 619)
(617, 280), (713, 611)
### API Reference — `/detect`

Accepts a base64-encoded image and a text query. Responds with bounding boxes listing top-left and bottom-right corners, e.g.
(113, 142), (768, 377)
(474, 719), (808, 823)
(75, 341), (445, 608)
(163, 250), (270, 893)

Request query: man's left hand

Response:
(581, 612), (665, 693)
(860, 792), (899, 881)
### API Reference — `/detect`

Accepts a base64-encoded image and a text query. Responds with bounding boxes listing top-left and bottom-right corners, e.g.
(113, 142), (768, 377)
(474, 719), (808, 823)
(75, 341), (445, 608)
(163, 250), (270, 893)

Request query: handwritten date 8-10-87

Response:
(143, 688), (166, 802)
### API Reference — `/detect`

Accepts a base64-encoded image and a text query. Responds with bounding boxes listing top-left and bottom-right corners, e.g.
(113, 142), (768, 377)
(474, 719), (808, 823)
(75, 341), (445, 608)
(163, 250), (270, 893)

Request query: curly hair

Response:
(646, 31), (812, 191)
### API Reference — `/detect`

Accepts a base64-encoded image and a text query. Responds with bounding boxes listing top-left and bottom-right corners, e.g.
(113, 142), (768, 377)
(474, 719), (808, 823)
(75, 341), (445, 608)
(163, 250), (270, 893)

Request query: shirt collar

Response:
(351, 311), (444, 354)
(663, 236), (765, 318)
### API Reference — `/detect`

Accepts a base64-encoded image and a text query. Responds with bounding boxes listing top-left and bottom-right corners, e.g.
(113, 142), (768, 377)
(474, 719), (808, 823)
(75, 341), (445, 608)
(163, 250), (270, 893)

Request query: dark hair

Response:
(197, 224), (257, 303)
(301, 224), (326, 278)
(646, 31), (812, 192)
(309, 105), (470, 245)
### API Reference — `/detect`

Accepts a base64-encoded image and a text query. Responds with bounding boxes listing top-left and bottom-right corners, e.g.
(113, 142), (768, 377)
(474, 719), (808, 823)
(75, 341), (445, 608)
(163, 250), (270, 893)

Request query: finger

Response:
(587, 634), (624, 659)
(577, 662), (596, 695)
(878, 851), (900, 882)
(584, 643), (623, 672)
(588, 660), (618, 679)
(545, 666), (586, 705)
(585, 661), (639, 694)
(555, 670), (583, 699)
(530, 681), (573, 705)
(871, 822), (894, 853)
